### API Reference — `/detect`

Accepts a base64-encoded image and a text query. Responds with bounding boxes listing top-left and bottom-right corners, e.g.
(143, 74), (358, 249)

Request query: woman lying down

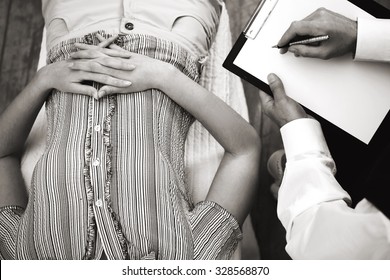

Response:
(0, 34), (260, 259)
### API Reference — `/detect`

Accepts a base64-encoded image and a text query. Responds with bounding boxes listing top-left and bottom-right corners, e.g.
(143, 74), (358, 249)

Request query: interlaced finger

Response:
(72, 45), (132, 58)
(98, 85), (128, 98)
(71, 58), (135, 73)
(96, 33), (125, 51)
(82, 72), (132, 88)
(67, 83), (98, 99)
(97, 34), (119, 48)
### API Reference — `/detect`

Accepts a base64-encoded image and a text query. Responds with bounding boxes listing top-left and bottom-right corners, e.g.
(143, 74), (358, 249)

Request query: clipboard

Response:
(223, 0), (390, 145)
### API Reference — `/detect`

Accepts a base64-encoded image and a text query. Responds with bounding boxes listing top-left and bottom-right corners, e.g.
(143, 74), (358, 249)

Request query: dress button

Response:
(94, 124), (101, 132)
(125, 22), (134, 30)
(92, 159), (100, 166)
(95, 199), (103, 207)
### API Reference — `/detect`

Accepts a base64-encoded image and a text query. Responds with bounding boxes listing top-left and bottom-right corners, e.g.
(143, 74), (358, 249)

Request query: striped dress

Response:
(0, 33), (242, 260)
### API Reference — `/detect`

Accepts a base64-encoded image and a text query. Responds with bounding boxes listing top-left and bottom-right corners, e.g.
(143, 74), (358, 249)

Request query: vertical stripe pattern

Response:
(0, 32), (242, 259)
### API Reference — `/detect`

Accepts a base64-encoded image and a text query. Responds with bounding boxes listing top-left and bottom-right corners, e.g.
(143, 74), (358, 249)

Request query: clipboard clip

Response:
(244, 0), (279, 40)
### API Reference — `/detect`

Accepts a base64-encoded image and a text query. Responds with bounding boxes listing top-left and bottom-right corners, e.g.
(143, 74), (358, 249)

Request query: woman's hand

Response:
(70, 44), (170, 98)
(37, 49), (135, 99)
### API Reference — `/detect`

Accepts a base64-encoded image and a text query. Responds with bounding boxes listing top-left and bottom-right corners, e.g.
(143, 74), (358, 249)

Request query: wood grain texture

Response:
(0, 0), (11, 97)
(0, 0), (43, 113)
(225, 0), (289, 259)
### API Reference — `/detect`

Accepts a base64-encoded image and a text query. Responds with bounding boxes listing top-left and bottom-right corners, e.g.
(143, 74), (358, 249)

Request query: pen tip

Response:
(272, 45), (279, 48)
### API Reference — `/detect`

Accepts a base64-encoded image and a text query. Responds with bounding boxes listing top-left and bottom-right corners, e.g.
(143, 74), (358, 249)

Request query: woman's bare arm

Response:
(155, 63), (261, 225)
(0, 53), (133, 208)
(0, 71), (52, 208)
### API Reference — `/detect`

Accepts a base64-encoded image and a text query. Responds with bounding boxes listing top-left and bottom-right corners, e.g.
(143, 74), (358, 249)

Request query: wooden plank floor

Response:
(225, 0), (288, 259)
(0, 0), (43, 114)
(1, 0), (389, 260)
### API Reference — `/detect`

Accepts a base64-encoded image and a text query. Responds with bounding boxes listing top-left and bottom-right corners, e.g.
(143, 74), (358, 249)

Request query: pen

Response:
(272, 35), (330, 49)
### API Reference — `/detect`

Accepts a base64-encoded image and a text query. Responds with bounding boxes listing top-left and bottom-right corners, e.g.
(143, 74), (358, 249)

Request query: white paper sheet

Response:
(234, 0), (390, 144)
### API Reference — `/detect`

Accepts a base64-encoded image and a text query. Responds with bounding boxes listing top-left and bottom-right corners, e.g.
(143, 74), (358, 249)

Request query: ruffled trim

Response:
(102, 95), (130, 260)
(82, 98), (96, 260)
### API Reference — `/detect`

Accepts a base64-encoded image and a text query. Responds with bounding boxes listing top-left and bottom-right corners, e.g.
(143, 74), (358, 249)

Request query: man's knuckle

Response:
(321, 53), (331, 60)
(270, 81), (282, 92)
(317, 7), (325, 13)
(290, 21), (299, 28)
(317, 7), (328, 16)
(299, 49), (309, 57)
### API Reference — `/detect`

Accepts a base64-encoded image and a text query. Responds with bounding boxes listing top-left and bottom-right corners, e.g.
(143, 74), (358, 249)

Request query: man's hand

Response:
(259, 74), (307, 127)
(278, 8), (357, 60)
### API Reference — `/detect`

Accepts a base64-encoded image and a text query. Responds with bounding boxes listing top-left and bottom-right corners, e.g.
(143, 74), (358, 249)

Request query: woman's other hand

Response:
(70, 40), (170, 98)
(39, 59), (132, 99)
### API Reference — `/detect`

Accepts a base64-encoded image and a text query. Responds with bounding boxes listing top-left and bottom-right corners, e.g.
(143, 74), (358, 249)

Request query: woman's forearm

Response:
(0, 67), (51, 208)
(157, 64), (260, 156)
(156, 65), (260, 224)
(0, 68), (51, 158)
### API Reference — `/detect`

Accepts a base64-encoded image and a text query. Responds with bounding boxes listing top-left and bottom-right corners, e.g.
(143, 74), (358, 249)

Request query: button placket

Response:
(125, 22), (134, 30)
(121, 0), (135, 34)
(90, 102), (104, 212)
(92, 158), (100, 167)
(94, 124), (101, 132)
(95, 199), (103, 207)
(123, 0), (132, 19)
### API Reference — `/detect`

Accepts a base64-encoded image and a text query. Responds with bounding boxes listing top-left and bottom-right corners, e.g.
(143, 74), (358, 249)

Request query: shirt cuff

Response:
(0, 205), (24, 260)
(189, 200), (242, 260)
(280, 118), (331, 162)
(355, 17), (390, 62)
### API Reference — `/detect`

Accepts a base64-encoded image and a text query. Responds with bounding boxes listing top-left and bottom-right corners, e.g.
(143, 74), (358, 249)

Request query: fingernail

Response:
(127, 64), (135, 69)
(123, 81), (132, 86)
(268, 73), (276, 82)
(92, 91), (98, 100)
(68, 62), (74, 67)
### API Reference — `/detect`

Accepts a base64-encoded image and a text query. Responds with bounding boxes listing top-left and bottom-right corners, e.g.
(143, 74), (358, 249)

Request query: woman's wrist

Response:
(32, 66), (54, 98)
(154, 62), (178, 92)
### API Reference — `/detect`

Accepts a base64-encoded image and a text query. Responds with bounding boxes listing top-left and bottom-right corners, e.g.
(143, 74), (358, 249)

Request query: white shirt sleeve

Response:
(355, 17), (390, 62)
(277, 118), (390, 259)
